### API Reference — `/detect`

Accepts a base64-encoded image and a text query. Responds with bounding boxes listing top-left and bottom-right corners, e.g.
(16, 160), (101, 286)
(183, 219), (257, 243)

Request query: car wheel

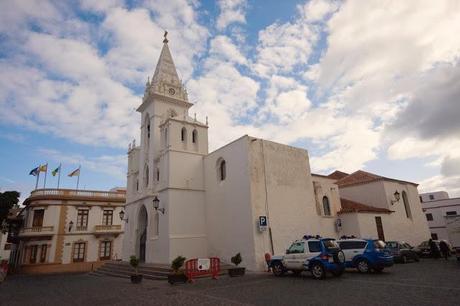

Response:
(401, 255), (407, 264)
(292, 270), (302, 277)
(311, 262), (326, 280)
(357, 259), (370, 273)
(272, 262), (285, 277)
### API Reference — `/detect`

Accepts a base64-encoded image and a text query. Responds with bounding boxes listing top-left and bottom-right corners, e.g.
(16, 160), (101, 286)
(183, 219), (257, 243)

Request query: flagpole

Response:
(35, 171), (39, 190)
(43, 163), (48, 189)
(76, 165), (81, 191)
(57, 163), (61, 189)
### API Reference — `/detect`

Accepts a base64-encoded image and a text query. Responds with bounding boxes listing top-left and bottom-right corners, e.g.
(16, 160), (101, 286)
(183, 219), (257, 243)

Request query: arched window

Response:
(181, 127), (187, 142)
(144, 113), (150, 143)
(192, 129), (198, 143)
(164, 127), (168, 146)
(153, 211), (159, 236)
(402, 191), (411, 218)
(144, 165), (149, 187)
(218, 159), (226, 181)
(156, 168), (160, 181)
(322, 196), (331, 216)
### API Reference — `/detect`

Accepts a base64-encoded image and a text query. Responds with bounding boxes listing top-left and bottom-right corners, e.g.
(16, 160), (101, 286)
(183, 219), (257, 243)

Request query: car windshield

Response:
(322, 239), (340, 250)
(386, 241), (398, 249)
(373, 240), (386, 249)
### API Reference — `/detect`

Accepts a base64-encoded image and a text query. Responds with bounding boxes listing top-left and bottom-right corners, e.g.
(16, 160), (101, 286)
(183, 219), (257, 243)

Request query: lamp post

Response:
(119, 210), (128, 223)
(68, 221), (73, 232)
(391, 190), (401, 205)
(153, 196), (165, 214)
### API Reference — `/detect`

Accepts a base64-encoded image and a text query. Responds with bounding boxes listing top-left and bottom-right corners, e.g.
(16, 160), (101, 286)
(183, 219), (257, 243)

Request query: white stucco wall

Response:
(422, 197), (460, 241)
(204, 136), (255, 269)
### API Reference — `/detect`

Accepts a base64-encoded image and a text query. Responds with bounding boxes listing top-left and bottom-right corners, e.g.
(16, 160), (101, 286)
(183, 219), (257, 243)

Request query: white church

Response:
(121, 34), (430, 271)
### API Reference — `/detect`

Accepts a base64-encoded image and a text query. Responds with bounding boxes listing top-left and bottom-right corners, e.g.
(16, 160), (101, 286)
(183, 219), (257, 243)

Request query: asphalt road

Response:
(1, 258), (459, 306)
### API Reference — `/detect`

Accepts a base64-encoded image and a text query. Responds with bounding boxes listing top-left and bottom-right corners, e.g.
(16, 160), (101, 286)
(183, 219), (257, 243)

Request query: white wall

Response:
(422, 197), (460, 241)
(420, 191), (450, 202)
(204, 136), (255, 269)
(339, 181), (388, 209)
(249, 138), (332, 270)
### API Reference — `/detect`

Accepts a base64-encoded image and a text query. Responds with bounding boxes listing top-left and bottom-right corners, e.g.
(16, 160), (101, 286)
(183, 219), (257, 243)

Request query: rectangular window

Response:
(73, 242), (86, 262)
(426, 213), (433, 221)
(29, 245), (38, 263)
(287, 242), (304, 254)
(32, 210), (44, 227)
(102, 210), (113, 226)
(431, 233), (438, 240)
(308, 241), (321, 253)
(40, 245), (47, 263)
(429, 195), (434, 200)
(99, 241), (112, 260)
(77, 209), (89, 230)
(446, 211), (457, 216)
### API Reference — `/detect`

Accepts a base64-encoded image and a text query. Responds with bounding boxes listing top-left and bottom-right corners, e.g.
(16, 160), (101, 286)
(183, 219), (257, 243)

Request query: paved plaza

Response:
(1, 258), (459, 306)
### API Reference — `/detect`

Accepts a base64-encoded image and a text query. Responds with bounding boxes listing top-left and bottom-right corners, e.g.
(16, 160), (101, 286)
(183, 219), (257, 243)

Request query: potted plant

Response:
(168, 256), (187, 285)
(228, 253), (245, 277)
(129, 255), (143, 284)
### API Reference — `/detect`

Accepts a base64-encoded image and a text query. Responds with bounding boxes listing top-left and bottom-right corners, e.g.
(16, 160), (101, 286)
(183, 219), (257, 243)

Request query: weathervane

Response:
(163, 30), (168, 43)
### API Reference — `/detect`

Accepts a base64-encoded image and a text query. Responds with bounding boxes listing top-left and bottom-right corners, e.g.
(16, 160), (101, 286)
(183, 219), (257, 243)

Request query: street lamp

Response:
(152, 196), (165, 214)
(391, 191), (401, 205)
(119, 210), (128, 223)
(68, 221), (74, 232)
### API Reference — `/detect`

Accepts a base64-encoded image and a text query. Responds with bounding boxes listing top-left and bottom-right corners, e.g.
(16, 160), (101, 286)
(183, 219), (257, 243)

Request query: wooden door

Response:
(375, 216), (385, 241)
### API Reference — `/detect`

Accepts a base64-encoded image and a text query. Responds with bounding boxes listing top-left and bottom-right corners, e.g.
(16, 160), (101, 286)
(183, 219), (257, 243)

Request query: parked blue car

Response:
(337, 238), (394, 273)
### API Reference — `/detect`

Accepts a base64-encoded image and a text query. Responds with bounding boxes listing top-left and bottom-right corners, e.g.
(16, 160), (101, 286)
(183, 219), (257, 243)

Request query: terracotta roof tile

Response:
(335, 170), (418, 188)
(327, 170), (349, 180)
(338, 198), (393, 214)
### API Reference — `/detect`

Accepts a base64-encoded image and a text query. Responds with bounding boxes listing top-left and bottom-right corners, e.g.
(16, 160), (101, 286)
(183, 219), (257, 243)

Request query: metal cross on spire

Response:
(163, 30), (168, 43)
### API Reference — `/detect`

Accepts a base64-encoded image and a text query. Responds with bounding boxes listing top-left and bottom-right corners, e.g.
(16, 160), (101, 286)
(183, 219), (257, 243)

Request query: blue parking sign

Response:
(258, 216), (268, 232)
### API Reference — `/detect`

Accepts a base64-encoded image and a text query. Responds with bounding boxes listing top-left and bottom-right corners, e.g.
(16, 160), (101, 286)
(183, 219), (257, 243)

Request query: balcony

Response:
(19, 226), (54, 239)
(93, 225), (123, 237)
(25, 188), (126, 205)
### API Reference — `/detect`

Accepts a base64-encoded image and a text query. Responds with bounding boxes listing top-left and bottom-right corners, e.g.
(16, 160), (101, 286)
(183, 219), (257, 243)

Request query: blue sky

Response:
(1, 0), (460, 201)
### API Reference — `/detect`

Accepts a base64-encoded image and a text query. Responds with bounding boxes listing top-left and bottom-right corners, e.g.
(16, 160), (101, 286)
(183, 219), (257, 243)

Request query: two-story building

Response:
(16, 188), (125, 274)
(420, 191), (460, 241)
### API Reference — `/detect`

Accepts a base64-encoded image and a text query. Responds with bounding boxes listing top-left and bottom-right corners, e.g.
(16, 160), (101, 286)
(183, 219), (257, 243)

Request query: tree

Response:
(0, 191), (20, 224)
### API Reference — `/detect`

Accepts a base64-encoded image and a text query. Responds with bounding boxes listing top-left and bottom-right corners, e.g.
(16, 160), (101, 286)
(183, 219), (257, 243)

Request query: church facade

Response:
(121, 36), (429, 271)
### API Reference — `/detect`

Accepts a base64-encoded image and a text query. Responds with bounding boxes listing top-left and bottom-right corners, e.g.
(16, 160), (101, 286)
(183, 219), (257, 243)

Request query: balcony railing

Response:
(20, 226), (54, 234)
(30, 189), (125, 199)
(94, 225), (122, 232)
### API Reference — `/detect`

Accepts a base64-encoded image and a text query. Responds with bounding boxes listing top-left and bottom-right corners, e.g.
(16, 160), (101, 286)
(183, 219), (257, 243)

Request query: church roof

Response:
(338, 198), (393, 214)
(139, 31), (190, 107)
(335, 170), (418, 188)
(327, 170), (349, 180)
(151, 37), (181, 88)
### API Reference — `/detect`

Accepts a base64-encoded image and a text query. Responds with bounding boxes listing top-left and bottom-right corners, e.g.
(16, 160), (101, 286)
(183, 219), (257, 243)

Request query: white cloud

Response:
(216, 0), (247, 30)
(299, 0), (339, 22)
(209, 35), (247, 65)
(38, 148), (126, 180)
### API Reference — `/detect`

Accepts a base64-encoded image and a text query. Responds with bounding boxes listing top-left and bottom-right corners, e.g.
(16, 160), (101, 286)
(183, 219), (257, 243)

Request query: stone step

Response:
(91, 260), (236, 281)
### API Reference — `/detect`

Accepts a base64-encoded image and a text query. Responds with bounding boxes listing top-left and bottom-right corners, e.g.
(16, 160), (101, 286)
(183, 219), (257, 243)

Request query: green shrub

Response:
(231, 253), (242, 266)
(129, 255), (139, 274)
(171, 256), (186, 274)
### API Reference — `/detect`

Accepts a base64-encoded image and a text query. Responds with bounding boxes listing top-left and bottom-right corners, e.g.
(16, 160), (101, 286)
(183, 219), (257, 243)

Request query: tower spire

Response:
(148, 30), (189, 102)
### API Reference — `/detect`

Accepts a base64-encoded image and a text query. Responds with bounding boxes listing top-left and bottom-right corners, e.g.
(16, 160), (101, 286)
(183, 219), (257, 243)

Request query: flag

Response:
(29, 167), (39, 176)
(38, 164), (48, 172)
(52, 165), (60, 176)
(68, 167), (80, 177)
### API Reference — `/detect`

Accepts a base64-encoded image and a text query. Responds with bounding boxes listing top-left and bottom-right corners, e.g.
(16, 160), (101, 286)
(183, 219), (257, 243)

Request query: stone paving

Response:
(1, 258), (459, 305)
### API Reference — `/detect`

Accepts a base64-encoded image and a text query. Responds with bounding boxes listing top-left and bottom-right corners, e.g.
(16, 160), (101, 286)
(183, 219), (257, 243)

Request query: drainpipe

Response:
(260, 140), (274, 255)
